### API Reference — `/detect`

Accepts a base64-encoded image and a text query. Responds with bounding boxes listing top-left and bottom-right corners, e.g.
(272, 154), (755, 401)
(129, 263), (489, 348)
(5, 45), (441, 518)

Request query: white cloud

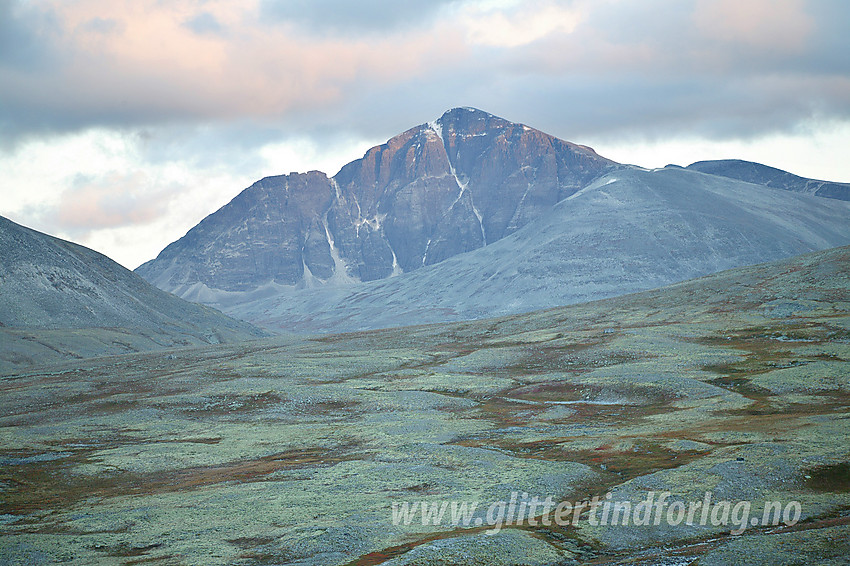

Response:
(584, 117), (850, 182)
(0, 126), (384, 269)
(456, 0), (584, 48)
(258, 135), (382, 178)
(0, 129), (134, 214)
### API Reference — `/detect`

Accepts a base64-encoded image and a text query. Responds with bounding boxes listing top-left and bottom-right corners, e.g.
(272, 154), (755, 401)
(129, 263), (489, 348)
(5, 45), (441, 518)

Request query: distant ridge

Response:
(686, 159), (850, 201)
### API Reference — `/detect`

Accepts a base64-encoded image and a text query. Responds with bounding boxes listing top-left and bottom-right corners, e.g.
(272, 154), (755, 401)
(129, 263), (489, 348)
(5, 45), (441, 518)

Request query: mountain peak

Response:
(439, 106), (492, 119)
(435, 106), (511, 133)
(134, 109), (850, 334)
(138, 110), (617, 295)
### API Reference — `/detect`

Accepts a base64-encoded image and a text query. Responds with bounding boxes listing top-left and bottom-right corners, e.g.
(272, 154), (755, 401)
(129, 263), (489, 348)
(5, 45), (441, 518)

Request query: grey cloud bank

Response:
(1, 0), (848, 143)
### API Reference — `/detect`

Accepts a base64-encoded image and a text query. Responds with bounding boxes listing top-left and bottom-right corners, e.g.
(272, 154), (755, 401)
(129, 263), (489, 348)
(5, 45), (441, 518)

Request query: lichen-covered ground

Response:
(1, 246), (849, 565)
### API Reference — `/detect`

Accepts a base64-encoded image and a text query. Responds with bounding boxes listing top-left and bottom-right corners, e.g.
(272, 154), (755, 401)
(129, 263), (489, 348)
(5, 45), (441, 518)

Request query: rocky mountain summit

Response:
(136, 109), (850, 332)
(0, 215), (265, 371)
(136, 108), (616, 297)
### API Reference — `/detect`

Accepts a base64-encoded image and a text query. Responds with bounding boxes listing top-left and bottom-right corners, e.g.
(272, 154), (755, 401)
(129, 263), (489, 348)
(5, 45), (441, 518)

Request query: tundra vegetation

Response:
(1, 246), (849, 564)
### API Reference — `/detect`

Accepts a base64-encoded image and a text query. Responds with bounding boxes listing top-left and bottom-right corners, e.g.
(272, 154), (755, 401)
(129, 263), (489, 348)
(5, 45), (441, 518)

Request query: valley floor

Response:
(1, 247), (849, 565)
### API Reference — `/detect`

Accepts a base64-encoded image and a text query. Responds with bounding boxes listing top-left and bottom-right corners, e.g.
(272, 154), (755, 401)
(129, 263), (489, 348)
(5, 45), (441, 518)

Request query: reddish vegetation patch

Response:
(458, 396), (549, 427)
(456, 435), (706, 483)
(499, 342), (616, 377)
(452, 379), (677, 430)
(510, 381), (673, 407)
(0, 445), (365, 517)
(228, 536), (278, 548)
(171, 392), (360, 418)
(342, 526), (494, 566)
(565, 444), (709, 480)
(101, 542), (164, 558)
(698, 322), (845, 381)
(176, 391), (286, 415)
(135, 447), (363, 494)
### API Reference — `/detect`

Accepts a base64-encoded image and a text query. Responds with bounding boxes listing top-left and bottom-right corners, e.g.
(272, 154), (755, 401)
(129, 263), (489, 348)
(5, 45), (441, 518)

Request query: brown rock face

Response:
(439, 108), (615, 240)
(137, 108), (616, 294)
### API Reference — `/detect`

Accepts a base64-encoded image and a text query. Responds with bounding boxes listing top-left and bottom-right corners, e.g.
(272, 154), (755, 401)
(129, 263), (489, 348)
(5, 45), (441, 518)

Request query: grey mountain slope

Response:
(686, 159), (850, 201)
(135, 107), (616, 296)
(214, 166), (850, 333)
(0, 216), (267, 372)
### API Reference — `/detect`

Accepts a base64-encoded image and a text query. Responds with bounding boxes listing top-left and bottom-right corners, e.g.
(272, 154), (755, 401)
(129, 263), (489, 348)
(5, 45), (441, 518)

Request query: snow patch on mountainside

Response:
(428, 120), (443, 142)
(566, 172), (620, 201)
(323, 213), (358, 285)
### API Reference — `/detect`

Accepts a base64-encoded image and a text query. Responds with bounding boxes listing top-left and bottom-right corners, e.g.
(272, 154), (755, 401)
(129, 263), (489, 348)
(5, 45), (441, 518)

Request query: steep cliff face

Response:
(329, 108), (616, 276)
(328, 121), (460, 278)
(136, 108), (616, 294)
(437, 108), (612, 244)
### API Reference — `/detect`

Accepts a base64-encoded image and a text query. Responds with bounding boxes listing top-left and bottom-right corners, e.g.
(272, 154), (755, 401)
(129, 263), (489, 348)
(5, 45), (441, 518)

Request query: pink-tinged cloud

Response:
(693, 0), (814, 51)
(1, 0), (848, 145)
(2, 0), (468, 127)
(52, 173), (168, 232)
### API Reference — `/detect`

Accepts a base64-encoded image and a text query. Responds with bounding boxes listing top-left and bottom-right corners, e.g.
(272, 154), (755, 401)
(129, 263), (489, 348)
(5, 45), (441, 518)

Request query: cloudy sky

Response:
(2, 0), (849, 269)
